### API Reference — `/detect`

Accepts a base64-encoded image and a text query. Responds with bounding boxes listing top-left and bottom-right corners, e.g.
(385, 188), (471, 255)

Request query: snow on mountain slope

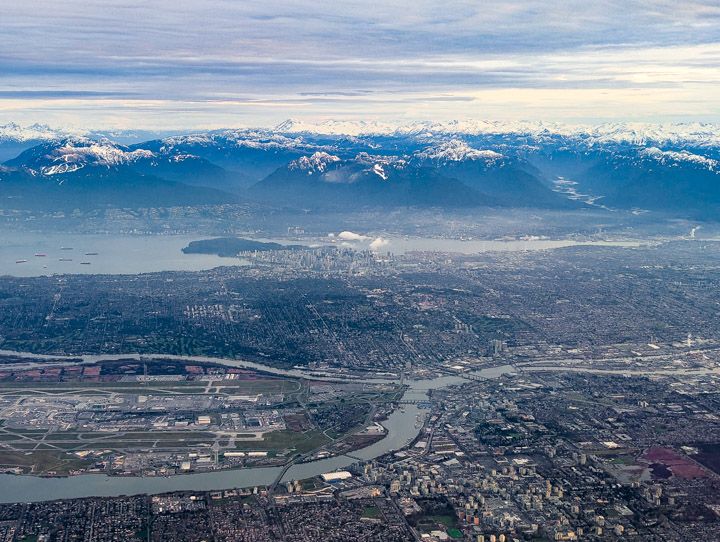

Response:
(10, 138), (155, 175)
(0, 122), (88, 142)
(5, 119), (720, 150)
(156, 130), (314, 153)
(156, 134), (215, 150)
(413, 140), (503, 164)
(51, 140), (153, 165)
(372, 163), (388, 180)
(641, 147), (718, 170)
(288, 152), (341, 174)
(274, 119), (407, 138)
(272, 119), (720, 149)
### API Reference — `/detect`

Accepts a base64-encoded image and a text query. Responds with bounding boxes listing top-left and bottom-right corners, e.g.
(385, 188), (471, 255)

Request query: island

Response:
(182, 237), (304, 257)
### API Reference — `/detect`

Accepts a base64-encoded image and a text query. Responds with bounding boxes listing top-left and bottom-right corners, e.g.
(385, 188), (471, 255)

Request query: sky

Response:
(1, 0), (720, 129)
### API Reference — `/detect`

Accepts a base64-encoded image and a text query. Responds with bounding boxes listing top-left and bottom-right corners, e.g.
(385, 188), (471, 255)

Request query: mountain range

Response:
(1, 120), (719, 216)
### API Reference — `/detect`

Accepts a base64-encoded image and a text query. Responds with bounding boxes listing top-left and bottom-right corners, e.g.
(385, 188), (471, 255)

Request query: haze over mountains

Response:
(1, 120), (719, 217)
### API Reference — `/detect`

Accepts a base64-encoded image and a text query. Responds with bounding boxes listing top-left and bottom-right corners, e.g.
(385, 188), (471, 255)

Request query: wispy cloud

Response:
(1, 1), (719, 128)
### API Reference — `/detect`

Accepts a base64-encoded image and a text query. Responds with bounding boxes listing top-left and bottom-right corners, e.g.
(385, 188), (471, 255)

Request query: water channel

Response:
(0, 354), (515, 503)
(0, 231), (644, 500)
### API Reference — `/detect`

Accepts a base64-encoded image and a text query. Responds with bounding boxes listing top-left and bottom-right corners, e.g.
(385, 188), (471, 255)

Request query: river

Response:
(0, 230), (643, 501)
(0, 355), (515, 503)
(0, 350), (395, 381)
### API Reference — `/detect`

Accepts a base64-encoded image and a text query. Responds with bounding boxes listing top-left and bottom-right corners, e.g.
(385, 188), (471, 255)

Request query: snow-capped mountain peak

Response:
(414, 140), (503, 164)
(641, 147), (718, 170)
(32, 139), (154, 175)
(270, 118), (720, 150)
(0, 122), (88, 143)
(288, 152), (341, 174)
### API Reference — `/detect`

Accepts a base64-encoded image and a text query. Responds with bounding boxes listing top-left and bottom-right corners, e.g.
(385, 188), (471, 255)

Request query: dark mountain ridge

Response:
(2, 122), (720, 217)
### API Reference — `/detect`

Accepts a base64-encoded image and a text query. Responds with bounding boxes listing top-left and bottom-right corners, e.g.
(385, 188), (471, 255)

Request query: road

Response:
(270, 402), (380, 492)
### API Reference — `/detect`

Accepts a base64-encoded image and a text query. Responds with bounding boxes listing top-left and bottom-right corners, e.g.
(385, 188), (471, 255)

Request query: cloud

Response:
(338, 231), (369, 241)
(369, 237), (391, 251)
(0, 90), (135, 98)
(1, 1), (720, 127)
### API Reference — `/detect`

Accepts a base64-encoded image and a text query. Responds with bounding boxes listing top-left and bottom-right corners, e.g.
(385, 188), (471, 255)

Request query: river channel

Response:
(0, 355), (515, 503)
(0, 231), (642, 501)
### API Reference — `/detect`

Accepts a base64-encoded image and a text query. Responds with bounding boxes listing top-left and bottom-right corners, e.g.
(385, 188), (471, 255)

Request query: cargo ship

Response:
(61, 247), (73, 250)
(80, 262), (91, 265)
(35, 253), (46, 257)
(85, 252), (98, 256)
(59, 258), (72, 262)
(15, 259), (27, 264)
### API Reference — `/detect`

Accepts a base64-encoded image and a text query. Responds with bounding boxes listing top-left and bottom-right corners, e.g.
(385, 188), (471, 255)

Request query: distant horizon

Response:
(3, 117), (720, 138)
(2, 113), (720, 134)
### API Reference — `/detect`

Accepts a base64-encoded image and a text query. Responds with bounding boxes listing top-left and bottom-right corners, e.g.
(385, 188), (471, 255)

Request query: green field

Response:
(362, 506), (380, 518)
(363, 506), (380, 519)
(0, 450), (93, 474)
(237, 429), (330, 454)
(417, 514), (458, 532)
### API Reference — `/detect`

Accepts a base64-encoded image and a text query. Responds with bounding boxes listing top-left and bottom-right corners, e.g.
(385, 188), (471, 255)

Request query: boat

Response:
(85, 252), (98, 256)
(61, 247), (73, 250)
(59, 258), (72, 262)
(35, 253), (46, 257)
(15, 259), (27, 264)
(80, 262), (91, 265)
